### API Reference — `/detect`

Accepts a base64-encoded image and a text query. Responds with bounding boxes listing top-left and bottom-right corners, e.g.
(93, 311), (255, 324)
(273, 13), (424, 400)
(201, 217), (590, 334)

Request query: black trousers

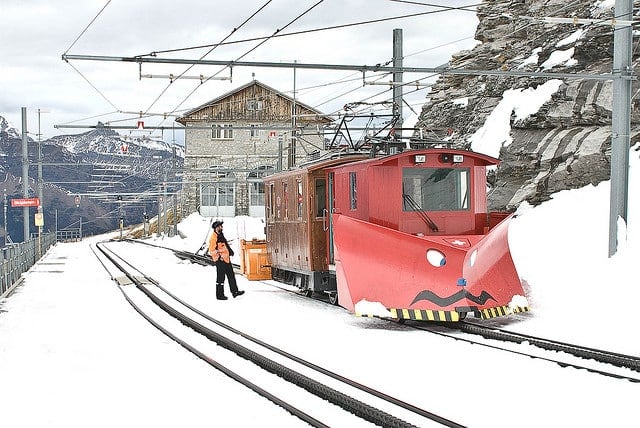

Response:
(215, 260), (239, 294)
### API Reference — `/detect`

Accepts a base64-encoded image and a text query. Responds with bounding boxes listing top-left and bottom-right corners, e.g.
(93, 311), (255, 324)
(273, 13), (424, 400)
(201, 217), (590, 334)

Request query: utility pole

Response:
(393, 28), (403, 143)
(609, 0), (633, 257)
(288, 61), (297, 169)
(37, 108), (46, 256)
(163, 170), (168, 233)
(21, 107), (29, 242)
(3, 189), (8, 246)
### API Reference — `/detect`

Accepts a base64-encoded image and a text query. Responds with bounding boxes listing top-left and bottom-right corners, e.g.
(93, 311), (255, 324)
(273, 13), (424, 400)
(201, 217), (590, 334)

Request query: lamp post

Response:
(37, 108), (49, 255)
(3, 189), (8, 246)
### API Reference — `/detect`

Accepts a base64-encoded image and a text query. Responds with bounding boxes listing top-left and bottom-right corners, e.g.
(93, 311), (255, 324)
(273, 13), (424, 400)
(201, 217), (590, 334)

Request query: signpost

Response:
(10, 198), (40, 208)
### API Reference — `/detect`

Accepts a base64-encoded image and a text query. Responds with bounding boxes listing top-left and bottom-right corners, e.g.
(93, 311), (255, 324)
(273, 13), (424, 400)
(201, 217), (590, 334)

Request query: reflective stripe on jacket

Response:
(209, 231), (230, 263)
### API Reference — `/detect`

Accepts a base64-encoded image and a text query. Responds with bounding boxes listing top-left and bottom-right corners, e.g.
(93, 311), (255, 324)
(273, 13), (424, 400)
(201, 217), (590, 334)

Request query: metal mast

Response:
(393, 28), (403, 135)
(21, 107), (29, 241)
(609, 0), (633, 256)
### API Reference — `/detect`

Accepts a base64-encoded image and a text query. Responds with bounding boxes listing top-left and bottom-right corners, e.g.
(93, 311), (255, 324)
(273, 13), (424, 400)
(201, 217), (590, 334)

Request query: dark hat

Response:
(212, 220), (223, 229)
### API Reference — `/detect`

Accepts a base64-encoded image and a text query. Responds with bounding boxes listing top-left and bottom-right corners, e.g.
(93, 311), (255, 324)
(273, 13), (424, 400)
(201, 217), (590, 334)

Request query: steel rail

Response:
(97, 240), (462, 427)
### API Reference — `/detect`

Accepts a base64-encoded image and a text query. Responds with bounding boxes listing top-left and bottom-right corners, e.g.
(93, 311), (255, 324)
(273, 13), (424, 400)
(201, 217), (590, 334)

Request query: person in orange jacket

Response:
(208, 220), (244, 300)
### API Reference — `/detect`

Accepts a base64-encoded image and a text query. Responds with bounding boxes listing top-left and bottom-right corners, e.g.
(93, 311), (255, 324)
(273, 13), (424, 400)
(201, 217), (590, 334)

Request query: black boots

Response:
(217, 283), (244, 299)
(216, 283), (228, 300)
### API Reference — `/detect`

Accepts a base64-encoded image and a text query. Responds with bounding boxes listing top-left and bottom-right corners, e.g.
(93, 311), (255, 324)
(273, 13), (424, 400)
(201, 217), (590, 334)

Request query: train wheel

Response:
(328, 292), (339, 306)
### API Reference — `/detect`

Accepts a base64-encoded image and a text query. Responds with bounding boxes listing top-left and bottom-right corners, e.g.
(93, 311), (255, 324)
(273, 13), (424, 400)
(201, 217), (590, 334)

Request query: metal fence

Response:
(0, 232), (57, 298)
(56, 229), (82, 242)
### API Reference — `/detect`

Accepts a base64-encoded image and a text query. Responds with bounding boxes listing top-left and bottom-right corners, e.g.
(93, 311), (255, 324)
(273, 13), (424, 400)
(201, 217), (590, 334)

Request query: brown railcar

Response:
(264, 154), (367, 298)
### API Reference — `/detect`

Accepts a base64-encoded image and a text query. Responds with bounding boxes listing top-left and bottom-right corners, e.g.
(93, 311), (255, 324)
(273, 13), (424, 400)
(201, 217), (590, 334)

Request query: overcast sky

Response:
(0, 0), (479, 143)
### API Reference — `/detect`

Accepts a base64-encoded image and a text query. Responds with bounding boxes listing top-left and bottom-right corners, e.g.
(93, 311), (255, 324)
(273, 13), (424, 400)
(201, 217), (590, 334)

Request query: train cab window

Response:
(296, 180), (303, 219)
(402, 168), (470, 211)
(315, 178), (326, 218)
(349, 172), (357, 210)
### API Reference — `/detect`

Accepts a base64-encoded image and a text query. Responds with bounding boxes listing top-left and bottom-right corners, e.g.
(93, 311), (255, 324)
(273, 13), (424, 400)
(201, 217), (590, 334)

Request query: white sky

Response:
(0, 0), (479, 143)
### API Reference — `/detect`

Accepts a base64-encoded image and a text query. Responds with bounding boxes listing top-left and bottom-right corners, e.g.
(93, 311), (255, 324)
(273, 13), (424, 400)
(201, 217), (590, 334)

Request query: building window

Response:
(349, 172), (357, 210)
(250, 123), (261, 138)
(402, 168), (470, 211)
(201, 183), (235, 207)
(246, 99), (264, 111)
(212, 124), (233, 139)
(249, 181), (265, 207)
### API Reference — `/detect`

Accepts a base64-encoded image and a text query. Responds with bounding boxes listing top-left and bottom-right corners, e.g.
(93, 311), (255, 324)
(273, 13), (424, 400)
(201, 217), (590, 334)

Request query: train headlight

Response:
(426, 249), (446, 267)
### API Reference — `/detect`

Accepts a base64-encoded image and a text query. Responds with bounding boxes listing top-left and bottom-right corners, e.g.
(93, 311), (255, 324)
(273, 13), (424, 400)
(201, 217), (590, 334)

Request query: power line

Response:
(63, 0), (112, 55)
(139, 4), (479, 58)
(143, 0), (275, 115)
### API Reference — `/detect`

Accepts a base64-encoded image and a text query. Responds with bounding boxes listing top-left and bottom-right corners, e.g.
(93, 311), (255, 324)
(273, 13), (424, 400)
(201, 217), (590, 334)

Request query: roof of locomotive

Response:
(326, 147), (501, 171)
(262, 151), (370, 180)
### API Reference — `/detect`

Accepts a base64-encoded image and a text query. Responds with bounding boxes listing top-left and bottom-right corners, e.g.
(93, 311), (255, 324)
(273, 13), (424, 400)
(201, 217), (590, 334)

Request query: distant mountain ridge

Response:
(0, 116), (184, 242)
(48, 122), (185, 158)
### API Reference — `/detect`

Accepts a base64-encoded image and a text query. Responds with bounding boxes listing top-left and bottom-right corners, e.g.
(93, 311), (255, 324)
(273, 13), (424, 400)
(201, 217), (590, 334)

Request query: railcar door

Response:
(327, 171), (336, 264)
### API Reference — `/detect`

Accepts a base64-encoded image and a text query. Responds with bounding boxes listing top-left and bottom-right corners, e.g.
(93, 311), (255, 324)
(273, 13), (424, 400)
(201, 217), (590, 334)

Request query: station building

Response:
(176, 80), (332, 217)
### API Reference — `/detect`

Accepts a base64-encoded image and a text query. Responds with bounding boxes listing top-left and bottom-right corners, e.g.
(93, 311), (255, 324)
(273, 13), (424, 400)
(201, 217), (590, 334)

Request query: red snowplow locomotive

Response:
(264, 148), (529, 322)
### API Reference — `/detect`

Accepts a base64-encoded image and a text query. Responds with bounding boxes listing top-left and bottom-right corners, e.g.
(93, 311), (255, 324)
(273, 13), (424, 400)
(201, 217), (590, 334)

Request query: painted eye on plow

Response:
(426, 249), (446, 267)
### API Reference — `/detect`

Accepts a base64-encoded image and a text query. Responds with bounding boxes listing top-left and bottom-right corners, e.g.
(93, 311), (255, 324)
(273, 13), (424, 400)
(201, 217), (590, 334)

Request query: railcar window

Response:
(297, 180), (303, 219)
(283, 183), (289, 219)
(349, 172), (357, 210)
(402, 168), (469, 211)
(315, 178), (326, 218)
(268, 183), (275, 218)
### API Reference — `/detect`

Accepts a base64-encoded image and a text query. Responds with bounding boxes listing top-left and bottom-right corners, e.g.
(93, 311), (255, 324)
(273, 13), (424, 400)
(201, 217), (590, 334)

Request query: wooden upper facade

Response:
(177, 80), (331, 126)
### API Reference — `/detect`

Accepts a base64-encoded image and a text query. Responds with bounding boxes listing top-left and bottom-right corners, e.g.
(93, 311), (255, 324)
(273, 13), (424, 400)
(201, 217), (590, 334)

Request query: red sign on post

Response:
(10, 197), (40, 207)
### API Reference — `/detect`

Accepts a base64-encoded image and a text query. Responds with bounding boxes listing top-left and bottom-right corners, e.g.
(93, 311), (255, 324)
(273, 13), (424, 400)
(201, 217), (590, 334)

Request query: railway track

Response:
(406, 320), (640, 383)
(121, 239), (640, 383)
(94, 240), (463, 428)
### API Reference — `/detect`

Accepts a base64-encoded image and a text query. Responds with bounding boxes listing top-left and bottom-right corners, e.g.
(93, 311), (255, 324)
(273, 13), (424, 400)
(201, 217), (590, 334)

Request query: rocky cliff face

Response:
(416, 0), (640, 210)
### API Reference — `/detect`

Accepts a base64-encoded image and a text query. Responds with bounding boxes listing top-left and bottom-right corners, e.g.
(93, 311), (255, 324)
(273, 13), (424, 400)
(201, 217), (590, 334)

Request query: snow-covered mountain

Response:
(0, 116), (23, 140)
(48, 122), (184, 158)
(0, 115), (184, 238)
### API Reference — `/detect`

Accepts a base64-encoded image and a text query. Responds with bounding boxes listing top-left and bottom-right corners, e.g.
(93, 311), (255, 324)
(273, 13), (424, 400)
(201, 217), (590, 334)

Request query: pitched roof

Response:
(178, 79), (328, 121)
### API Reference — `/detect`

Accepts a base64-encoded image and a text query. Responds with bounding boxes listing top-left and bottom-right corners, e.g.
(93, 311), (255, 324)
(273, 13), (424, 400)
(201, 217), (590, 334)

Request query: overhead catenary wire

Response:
(142, 0), (275, 115)
(59, 0), (624, 135)
(63, 60), (120, 111)
(151, 0), (326, 132)
(63, 0), (112, 55)
(60, 1), (485, 131)
(138, 2), (480, 58)
(324, 0), (623, 120)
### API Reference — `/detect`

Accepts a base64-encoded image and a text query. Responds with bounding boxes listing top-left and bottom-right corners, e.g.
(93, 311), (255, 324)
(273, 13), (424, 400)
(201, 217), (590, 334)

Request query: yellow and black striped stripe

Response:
(358, 308), (462, 322)
(478, 305), (530, 320)
(357, 305), (530, 322)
